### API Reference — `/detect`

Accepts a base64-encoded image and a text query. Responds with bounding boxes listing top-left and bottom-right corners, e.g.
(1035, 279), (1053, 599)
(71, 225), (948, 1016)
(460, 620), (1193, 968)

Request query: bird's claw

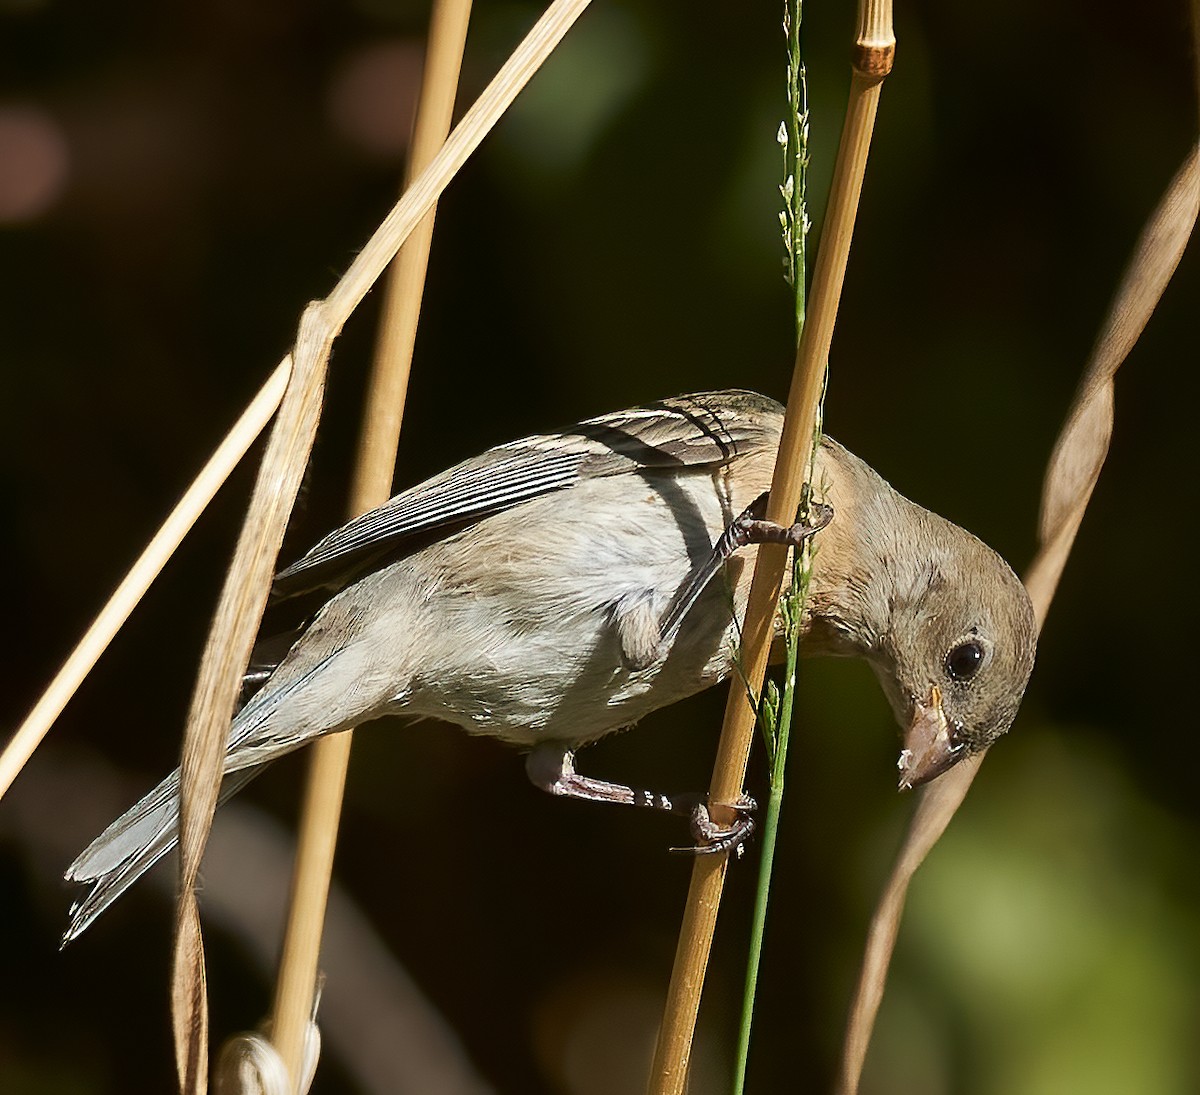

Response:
(794, 500), (834, 540)
(727, 498), (833, 551)
(670, 792), (757, 857)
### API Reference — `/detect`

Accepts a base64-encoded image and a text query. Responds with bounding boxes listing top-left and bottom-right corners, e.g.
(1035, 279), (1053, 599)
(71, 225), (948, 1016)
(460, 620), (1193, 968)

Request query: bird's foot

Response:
(727, 496), (834, 550)
(670, 792), (757, 858)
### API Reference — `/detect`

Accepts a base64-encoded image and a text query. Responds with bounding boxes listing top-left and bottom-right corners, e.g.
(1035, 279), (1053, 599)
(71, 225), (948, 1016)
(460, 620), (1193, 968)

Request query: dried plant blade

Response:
(647, 2), (896, 1091)
(1027, 144), (1199, 617)
(173, 305), (331, 1094)
(836, 141), (1199, 1095)
(163, 1), (594, 1087)
(267, 1), (474, 1088)
(835, 751), (982, 1095)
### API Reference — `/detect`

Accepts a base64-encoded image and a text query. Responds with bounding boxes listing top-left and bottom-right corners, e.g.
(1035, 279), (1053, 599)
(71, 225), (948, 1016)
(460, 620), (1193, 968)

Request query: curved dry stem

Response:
(835, 143), (1199, 1095)
(173, 306), (332, 1094)
(168, 2), (594, 1090)
(1027, 145), (1199, 616)
(835, 752), (982, 1095)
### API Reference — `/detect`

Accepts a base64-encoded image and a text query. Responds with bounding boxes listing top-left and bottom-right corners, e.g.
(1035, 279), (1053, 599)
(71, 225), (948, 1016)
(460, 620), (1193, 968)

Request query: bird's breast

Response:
(398, 460), (773, 746)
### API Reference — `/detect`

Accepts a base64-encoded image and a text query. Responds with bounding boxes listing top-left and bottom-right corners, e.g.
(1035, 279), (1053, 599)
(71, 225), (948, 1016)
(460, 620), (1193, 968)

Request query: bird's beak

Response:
(897, 685), (963, 790)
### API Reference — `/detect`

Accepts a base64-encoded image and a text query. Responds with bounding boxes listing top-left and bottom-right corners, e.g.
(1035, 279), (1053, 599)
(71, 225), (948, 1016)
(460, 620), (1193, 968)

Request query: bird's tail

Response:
(63, 649), (363, 945)
(62, 765), (260, 947)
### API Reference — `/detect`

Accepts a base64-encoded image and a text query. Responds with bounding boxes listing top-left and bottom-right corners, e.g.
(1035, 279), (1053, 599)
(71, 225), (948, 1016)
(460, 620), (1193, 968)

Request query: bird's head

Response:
(870, 529), (1037, 789)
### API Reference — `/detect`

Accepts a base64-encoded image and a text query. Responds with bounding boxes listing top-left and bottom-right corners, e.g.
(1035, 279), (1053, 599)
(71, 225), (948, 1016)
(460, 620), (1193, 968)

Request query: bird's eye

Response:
(945, 640), (985, 682)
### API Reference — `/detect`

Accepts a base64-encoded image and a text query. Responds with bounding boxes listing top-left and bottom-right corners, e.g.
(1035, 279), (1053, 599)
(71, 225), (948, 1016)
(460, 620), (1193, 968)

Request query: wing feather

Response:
(272, 390), (782, 599)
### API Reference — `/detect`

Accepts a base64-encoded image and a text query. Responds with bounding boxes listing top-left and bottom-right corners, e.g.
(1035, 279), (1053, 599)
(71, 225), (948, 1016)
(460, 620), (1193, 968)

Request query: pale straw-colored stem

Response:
(646, 6), (895, 1092)
(269, 0), (474, 1087)
(174, 307), (332, 1094)
(0, 362), (289, 805)
(835, 143), (1199, 1095)
(353, 0), (474, 503)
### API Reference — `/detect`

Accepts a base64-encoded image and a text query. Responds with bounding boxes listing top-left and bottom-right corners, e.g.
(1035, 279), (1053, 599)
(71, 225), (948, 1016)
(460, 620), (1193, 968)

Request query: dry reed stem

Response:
(835, 143), (1200, 1095)
(646, 4), (895, 1091)
(354, 0), (473, 504)
(268, 0), (473, 1086)
(173, 307), (332, 1094)
(0, 363), (289, 805)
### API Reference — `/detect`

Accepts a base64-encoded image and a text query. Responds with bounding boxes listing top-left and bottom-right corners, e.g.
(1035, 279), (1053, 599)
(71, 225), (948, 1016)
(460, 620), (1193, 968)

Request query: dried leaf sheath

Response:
(836, 143), (1200, 1095)
(172, 307), (331, 1094)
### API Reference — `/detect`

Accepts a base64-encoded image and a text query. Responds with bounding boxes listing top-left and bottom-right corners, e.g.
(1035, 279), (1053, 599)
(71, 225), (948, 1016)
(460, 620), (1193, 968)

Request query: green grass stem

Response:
(731, 1), (819, 1090)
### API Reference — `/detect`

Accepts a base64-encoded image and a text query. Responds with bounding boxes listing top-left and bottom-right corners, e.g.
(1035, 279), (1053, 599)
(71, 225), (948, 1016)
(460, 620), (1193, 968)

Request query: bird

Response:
(62, 389), (1037, 944)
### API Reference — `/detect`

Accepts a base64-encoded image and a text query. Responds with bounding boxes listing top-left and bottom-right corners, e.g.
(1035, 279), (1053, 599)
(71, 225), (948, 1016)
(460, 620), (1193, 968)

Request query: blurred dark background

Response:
(2, 1), (1198, 1092)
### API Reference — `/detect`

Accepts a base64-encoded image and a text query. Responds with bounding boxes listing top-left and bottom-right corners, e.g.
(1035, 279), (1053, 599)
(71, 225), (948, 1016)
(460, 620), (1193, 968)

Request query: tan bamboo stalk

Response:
(0, 362), (289, 805)
(268, 0), (473, 1087)
(646, 3), (895, 1092)
(835, 143), (1200, 1095)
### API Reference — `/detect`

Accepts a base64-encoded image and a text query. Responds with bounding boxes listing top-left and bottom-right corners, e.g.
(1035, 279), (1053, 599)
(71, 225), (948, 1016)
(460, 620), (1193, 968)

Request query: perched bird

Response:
(63, 390), (1036, 943)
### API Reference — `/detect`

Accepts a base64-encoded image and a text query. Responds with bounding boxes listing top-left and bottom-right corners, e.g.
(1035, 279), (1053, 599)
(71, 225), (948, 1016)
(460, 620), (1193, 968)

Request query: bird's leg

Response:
(656, 492), (834, 644)
(555, 494), (828, 852)
(525, 742), (756, 856)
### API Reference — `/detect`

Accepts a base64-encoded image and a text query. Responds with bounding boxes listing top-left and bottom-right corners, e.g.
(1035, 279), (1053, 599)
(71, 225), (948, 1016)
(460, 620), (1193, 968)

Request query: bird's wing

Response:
(272, 390), (782, 599)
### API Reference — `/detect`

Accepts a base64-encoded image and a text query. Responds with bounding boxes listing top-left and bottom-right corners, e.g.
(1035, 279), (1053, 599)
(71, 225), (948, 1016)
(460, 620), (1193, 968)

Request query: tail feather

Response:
(62, 767), (260, 947)
(63, 647), (363, 944)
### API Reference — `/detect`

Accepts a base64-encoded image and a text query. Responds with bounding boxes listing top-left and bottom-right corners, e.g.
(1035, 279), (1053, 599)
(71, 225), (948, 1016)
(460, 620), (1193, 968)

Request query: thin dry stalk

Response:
(173, 306), (332, 1094)
(268, 0), (473, 1086)
(646, 3), (895, 1091)
(0, 362), (289, 805)
(835, 143), (1200, 1095)
(354, 0), (474, 499)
